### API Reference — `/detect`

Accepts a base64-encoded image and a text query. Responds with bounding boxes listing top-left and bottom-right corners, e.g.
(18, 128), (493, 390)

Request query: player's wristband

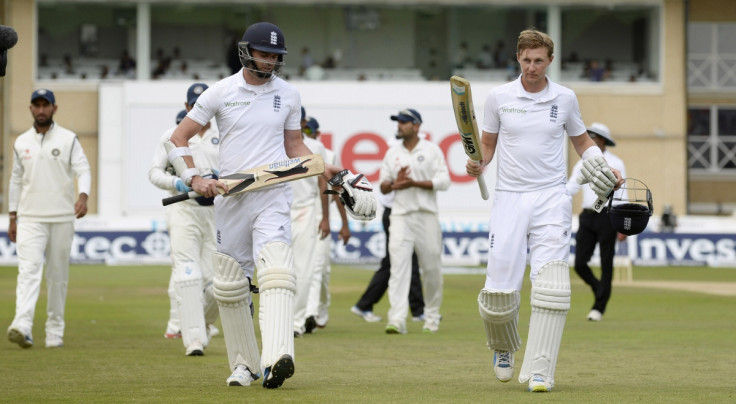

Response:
(181, 168), (199, 187)
(581, 145), (603, 161)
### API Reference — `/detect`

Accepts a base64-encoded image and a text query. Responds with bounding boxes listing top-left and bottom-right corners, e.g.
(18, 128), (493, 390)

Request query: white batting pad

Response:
(173, 262), (208, 348)
(518, 260), (571, 386)
(478, 289), (522, 352)
(256, 242), (296, 370)
(212, 252), (261, 374)
(203, 281), (219, 327)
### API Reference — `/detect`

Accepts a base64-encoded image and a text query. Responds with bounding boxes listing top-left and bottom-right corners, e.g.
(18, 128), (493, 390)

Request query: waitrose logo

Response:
(224, 101), (251, 107)
(501, 107), (527, 114)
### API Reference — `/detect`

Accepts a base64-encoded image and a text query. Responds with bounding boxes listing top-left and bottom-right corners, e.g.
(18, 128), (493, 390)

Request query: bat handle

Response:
(477, 175), (489, 200)
(472, 160), (490, 200)
(162, 191), (199, 206)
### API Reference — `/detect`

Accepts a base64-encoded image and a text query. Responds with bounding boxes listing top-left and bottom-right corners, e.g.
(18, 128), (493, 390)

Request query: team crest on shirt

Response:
(550, 104), (558, 122)
(417, 155), (425, 162)
(273, 95), (281, 112)
(51, 148), (60, 157)
(211, 137), (219, 145)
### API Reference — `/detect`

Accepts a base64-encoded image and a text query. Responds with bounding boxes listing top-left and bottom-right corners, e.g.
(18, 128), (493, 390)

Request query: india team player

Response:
(290, 116), (328, 336)
(7, 89), (91, 349)
(381, 108), (449, 335)
(466, 29), (623, 392)
(166, 22), (376, 389)
(302, 117), (351, 331)
(149, 83), (220, 356)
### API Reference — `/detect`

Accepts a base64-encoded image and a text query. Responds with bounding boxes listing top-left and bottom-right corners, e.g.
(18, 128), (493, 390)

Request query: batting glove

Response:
(326, 170), (377, 221)
(174, 178), (192, 192)
(577, 155), (616, 199)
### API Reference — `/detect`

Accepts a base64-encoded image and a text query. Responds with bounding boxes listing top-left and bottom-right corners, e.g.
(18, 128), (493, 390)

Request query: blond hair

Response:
(517, 29), (554, 58)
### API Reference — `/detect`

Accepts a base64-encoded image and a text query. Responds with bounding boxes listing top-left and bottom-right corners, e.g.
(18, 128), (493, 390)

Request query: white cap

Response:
(586, 122), (615, 146)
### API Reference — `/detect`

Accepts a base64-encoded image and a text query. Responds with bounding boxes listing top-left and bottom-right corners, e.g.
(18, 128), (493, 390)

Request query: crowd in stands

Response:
(36, 44), (655, 83)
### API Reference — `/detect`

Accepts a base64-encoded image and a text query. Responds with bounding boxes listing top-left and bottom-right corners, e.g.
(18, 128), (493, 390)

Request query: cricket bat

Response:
(162, 154), (325, 206)
(450, 75), (489, 200)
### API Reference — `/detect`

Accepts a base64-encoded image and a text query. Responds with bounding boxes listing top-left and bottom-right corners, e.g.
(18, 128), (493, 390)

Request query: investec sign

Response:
(0, 231), (734, 267)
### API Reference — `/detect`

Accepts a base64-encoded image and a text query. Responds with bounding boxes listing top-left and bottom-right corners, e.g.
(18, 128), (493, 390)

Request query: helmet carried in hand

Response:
(607, 178), (653, 236)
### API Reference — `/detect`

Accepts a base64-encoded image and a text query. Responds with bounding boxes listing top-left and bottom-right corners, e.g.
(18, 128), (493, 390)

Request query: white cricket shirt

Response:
(149, 124), (220, 206)
(9, 123), (91, 222)
(187, 73), (301, 177)
(290, 135), (326, 208)
(482, 76), (587, 192)
(380, 138), (450, 215)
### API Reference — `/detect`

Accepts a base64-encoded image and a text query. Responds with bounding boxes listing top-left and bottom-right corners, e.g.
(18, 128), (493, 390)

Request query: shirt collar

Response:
(513, 75), (559, 102)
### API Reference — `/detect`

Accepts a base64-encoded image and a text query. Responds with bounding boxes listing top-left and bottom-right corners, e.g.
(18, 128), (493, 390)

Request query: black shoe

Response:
(304, 316), (317, 334)
(263, 354), (295, 389)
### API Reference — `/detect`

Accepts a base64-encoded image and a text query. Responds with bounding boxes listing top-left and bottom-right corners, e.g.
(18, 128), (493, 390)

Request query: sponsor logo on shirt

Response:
(501, 107), (527, 114)
(223, 101), (251, 107)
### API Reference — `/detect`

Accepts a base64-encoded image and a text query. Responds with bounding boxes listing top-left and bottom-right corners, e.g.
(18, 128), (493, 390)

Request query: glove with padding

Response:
(576, 155), (617, 199)
(325, 170), (377, 221)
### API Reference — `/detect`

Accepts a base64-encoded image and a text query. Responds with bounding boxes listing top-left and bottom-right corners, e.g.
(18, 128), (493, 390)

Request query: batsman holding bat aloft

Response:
(465, 29), (623, 393)
(167, 22), (376, 389)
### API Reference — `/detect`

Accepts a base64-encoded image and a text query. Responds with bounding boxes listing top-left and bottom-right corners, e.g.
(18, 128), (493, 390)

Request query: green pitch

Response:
(1, 264), (735, 403)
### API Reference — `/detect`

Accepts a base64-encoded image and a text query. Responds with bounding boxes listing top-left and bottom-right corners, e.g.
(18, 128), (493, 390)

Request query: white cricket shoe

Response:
(422, 317), (440, 333)
(528, 374), (553, 392)
(45, 334), (64, 348)
(207, 324), (220, 338)
(493, 350), (513, 382)
(227, 365), (258, 387)
(185, 341), (204, 356)
(163, 327), (181, 339)
(7, 327), (33, 349)
(587, 309), (603, 321)
(350, 306), (382, 323)
(412, 314), (425, 322)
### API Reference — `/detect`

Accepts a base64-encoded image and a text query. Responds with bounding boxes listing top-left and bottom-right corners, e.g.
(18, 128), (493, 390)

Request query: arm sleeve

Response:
(379, 150), (394, 184)
(481, 91), (500, 134)
(430, 147), (451, 191)
(565, 95), (587, 139)
(71, 137), (92, 195)
(186, 86), (218, 127)
(149, 132), (177, 191)
(8, 146), (22, 212)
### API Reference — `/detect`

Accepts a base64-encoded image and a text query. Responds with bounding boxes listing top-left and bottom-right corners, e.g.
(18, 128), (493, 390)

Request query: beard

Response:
(34, 114), (53, 127)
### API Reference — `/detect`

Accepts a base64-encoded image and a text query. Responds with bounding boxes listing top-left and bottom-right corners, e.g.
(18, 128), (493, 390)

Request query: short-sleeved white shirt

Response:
(290, 135), (326, 208)
(482, 76), (587, 192)
(187, 73), (301, 177)
(379, 138), (450, 215)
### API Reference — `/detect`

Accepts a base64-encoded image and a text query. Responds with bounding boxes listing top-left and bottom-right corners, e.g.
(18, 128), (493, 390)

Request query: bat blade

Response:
(162, 154), (325, 206)
(450, 75), (489, 200)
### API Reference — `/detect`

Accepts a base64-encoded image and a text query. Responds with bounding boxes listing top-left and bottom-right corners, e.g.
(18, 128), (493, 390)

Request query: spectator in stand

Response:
(117, 50), (136, 77)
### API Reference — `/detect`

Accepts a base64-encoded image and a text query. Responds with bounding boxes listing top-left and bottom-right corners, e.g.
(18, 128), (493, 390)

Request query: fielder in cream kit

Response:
(289, 126), (327, 336)
(466, 30), (622, 392)
(149, 83), (220, 356)
(166, 22), (376, 389)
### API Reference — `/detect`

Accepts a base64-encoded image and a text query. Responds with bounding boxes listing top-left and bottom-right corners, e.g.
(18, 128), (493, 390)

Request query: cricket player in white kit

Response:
(290, 118), (328, 336)
(7, 89), (91, 349)
(466, 30), (622, 392)
(167, 22), (376, 389)
(302, 117), (351, 331)
(381, 108), (449, 335)
(149, 83), (220, 356)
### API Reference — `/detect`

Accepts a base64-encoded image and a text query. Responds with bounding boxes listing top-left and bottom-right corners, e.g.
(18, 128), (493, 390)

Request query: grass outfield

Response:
(1, 264), (735, 403)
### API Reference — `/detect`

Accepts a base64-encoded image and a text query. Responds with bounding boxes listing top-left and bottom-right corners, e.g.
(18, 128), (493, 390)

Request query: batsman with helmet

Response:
(166, 21), (376, 389)
(465, 29), (623, 392)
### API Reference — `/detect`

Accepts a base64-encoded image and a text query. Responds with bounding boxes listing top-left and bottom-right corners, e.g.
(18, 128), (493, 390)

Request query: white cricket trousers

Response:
(387, 211), (443, 327)
(11, 221), (74, 337)
(291, 201), (318, 333)
(484, 185), (572, 292)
